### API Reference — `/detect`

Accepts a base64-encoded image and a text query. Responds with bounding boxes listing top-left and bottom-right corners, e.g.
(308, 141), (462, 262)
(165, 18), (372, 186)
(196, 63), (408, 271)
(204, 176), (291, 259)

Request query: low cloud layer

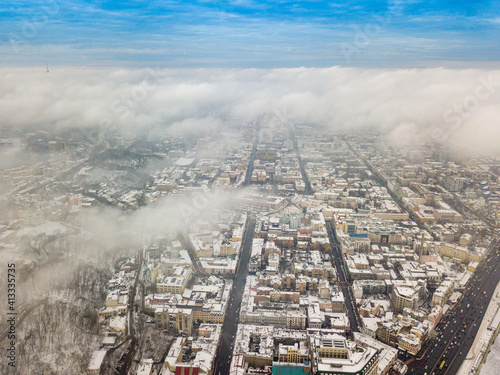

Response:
(1, 66), (500, 154)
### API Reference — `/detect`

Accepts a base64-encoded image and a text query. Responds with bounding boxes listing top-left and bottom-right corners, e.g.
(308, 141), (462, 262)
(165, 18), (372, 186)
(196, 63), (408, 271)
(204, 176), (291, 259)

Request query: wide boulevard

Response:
(408, 239), (500, 375)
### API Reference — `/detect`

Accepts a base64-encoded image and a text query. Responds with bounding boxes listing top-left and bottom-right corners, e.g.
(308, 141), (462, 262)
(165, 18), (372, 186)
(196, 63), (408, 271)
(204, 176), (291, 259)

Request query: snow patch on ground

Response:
(16, 221), (68, 238)
(480, 335), (500, 375)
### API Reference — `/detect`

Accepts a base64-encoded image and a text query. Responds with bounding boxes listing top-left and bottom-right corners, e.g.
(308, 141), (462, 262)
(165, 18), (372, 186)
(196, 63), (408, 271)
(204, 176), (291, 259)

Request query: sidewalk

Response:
(458, 281), (500, 375)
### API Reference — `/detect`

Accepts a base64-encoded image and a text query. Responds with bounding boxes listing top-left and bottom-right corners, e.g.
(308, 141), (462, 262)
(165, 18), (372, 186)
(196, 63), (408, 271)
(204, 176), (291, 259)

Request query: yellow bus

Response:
(439, 360), (446, 370)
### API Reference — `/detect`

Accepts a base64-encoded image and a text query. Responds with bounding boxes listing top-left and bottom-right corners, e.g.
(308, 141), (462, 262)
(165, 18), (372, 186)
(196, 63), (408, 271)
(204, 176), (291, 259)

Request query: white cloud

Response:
(1, 66), (499, 154)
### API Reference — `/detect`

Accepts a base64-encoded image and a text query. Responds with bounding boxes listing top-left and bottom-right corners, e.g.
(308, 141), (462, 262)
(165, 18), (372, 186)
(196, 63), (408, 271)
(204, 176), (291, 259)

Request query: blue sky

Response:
(1, 0), (499, 67)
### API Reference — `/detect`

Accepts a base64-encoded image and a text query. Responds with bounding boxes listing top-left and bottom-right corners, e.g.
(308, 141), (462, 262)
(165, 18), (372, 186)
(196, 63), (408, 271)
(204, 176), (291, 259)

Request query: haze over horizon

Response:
(1, 66), (499, 155)
(2, 1), (500, 156)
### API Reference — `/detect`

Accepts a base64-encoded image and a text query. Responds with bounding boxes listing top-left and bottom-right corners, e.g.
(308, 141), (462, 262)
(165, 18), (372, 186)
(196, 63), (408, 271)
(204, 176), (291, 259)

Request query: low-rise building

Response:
(87, 350), (107, 375)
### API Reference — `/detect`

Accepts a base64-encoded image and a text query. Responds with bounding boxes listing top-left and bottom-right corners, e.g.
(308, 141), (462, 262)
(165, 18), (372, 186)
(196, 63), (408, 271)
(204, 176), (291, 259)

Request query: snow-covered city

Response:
(2, 1), (500, 375)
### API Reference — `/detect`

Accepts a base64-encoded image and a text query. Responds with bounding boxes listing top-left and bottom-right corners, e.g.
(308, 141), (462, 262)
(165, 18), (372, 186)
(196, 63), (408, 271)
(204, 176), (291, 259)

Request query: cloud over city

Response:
(1, 66), (499, 154)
